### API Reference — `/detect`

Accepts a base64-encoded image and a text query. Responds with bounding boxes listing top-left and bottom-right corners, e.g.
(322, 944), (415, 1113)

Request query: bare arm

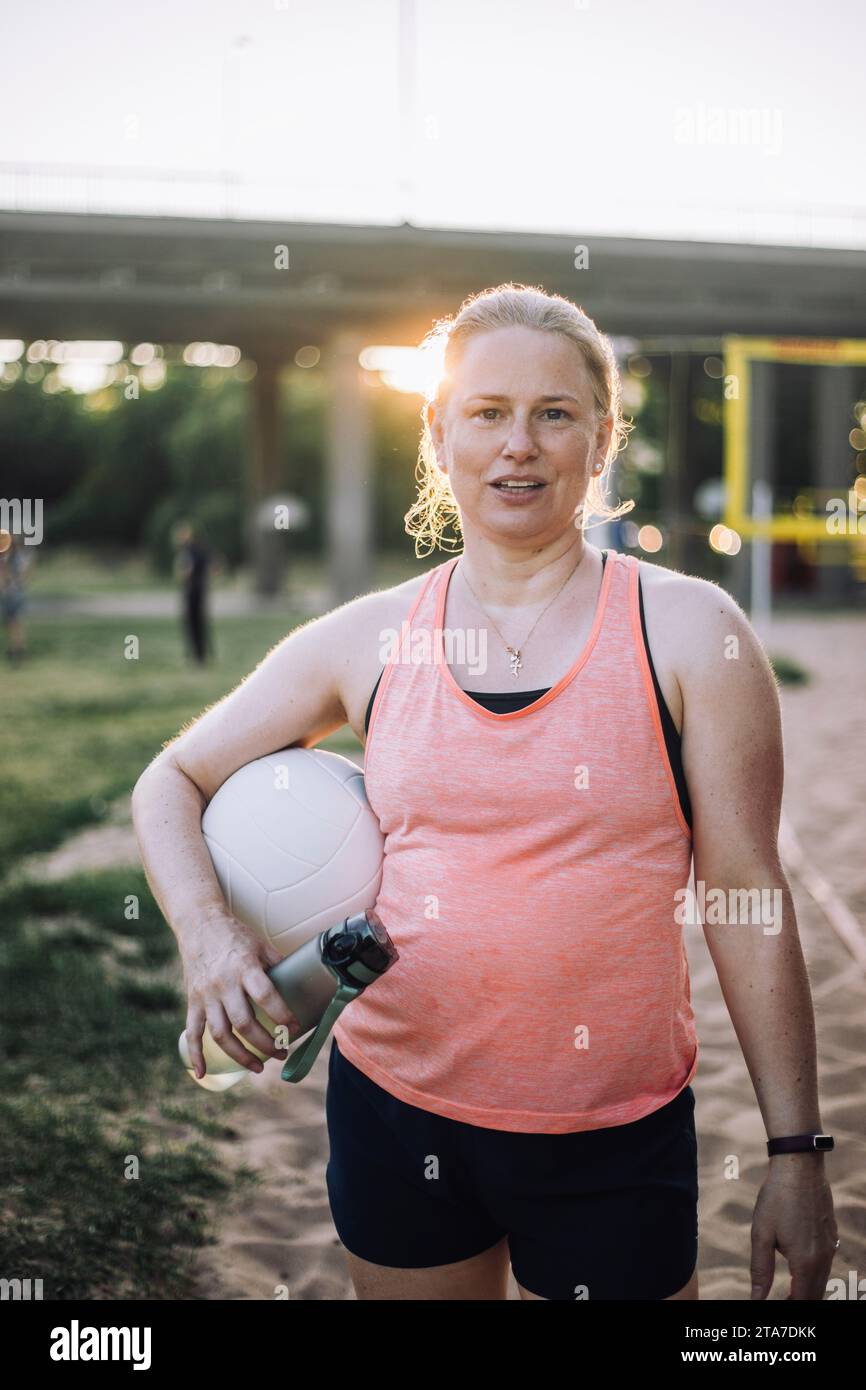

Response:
(676, 577), (837, 1298)
(131, 601), (353, 1079)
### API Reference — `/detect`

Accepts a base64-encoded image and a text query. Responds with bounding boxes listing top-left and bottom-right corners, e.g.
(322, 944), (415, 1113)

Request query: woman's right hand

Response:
(180, 910), (302, 1080)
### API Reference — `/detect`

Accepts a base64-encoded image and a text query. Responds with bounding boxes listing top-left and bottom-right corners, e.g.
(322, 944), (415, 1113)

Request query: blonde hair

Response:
(404, 282), (635, 556)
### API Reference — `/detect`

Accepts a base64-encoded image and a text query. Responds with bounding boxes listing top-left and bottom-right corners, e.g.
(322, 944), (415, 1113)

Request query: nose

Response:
(503, 418), (538, 460)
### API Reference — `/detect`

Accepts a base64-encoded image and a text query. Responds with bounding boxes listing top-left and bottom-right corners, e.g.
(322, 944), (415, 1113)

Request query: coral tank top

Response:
(332, 548), (698, 1133)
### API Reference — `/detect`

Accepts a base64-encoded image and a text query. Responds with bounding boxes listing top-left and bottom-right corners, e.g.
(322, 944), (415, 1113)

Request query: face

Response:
(427, 325), (613, 548)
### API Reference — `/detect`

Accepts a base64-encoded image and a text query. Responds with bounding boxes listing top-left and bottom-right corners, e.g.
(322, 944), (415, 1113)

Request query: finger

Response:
(260, 940), (288, 971)
(184, 1006), (207, 1080)
(788, 1255), (830, 1302)
(205, 999), (264, 1074)
(243, 966), (302, 1036)
(241, 981), (300, 1057)
(223, 987), (284, 1060)
(750, 1232), (776, 1300)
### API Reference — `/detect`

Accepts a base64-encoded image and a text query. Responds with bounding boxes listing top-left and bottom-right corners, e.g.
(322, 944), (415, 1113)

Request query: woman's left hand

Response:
(750, 1161), (838, 1300)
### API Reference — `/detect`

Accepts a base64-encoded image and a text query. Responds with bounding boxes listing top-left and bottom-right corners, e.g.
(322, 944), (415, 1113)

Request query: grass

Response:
(25, 546), (423, 599)
(0, 604), (362, 1300)
(0, 869), (263, 1299)
(25, 547), (172, 597)
(0, 610), (360, 864)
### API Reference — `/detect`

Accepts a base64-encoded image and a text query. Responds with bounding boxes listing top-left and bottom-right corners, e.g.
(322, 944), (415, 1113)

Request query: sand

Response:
(686, 613), (866, 1300)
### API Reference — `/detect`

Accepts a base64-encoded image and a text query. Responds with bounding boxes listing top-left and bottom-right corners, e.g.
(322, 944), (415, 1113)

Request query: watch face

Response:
(815, 1135), (834, 1150)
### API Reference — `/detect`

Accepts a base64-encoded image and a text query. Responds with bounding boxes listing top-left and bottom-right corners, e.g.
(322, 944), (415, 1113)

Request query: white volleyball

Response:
(201, 747), (384, 953)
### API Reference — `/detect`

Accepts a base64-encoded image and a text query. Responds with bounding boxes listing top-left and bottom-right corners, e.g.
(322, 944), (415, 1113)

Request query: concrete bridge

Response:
(2, 205), (865, 602)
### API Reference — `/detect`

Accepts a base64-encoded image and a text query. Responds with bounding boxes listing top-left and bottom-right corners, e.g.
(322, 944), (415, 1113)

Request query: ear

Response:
(426, 400), (447, 470)
(593, 414), (614, 472)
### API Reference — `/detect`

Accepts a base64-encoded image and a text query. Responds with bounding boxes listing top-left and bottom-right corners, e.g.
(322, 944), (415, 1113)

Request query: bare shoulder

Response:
(636, 553), (778, 722)
(638, 557), (764, 666)
(329, 568), (432, 744)
(638, 555), (745, 625)
(328, 568), (429, 652)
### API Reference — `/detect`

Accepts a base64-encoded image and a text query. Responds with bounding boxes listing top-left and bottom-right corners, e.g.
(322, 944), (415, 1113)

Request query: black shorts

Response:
(325, 1037), (699, 1300)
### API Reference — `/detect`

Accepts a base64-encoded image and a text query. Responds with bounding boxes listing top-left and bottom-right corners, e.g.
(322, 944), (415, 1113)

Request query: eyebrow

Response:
(465, 393), (581, 404)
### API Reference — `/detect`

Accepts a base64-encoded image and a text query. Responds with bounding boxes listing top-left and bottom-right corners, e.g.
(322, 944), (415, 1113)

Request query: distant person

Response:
(173, 522), (212, 664)
(0, 530), (31, 666)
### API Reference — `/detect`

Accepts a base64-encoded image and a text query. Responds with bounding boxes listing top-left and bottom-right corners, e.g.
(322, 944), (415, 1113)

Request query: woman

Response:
(132, 283), (837, 1301)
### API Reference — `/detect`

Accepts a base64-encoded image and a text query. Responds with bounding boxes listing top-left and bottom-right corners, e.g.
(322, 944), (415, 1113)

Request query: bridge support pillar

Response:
(324, 330), (374, 607)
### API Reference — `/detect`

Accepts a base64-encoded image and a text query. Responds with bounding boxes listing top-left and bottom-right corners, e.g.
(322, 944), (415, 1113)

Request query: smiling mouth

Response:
(490, 481), (546, 491)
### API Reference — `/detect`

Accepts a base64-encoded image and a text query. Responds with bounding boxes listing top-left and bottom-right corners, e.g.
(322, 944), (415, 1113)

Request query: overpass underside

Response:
(1, 209), (864, 605)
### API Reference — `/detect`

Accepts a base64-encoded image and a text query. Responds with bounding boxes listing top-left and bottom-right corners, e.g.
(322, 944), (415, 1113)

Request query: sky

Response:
(1, 0), (864, 246)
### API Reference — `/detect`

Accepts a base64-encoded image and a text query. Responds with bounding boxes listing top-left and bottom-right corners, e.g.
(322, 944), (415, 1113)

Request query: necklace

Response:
(457, 550), (586, 678)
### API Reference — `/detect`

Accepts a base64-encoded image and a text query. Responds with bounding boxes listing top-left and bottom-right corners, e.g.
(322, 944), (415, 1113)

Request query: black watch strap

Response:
(767, 1133), (834, 1156)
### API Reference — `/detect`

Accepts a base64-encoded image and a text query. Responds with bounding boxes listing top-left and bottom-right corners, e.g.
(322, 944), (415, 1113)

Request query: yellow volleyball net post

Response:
(722, 335), (866, 623)
(723, 335), (866, 540)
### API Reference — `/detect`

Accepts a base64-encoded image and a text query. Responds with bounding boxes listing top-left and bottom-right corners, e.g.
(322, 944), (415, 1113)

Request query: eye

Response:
(472, 405), (571, 422)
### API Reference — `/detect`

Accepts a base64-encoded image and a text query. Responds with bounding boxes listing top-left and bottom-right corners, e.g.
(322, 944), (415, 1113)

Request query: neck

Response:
(457, 534), (596, 610)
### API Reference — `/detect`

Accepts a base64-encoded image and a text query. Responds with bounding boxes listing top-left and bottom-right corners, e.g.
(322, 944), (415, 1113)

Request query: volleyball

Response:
(200, 747), (384, 953)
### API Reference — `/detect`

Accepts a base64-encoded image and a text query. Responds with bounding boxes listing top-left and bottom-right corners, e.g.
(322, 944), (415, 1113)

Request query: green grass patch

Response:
(0, 581), (377, 1299)
(0, 866), (263, 1299)
(0, 611), (360, 863)
(0, 1098), (254, 1299)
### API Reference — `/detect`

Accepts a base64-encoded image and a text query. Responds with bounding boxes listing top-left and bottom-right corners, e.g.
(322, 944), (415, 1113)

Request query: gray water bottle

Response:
(178, 910), (397, 1089)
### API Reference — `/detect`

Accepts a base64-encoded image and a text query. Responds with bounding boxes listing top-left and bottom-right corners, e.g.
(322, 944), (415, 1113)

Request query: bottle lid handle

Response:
(279, 981), (362, 1083)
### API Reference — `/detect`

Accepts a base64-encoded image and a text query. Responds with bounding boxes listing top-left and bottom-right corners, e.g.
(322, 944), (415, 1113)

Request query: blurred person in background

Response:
(0, 530), (32, 666)
(173, 520), (213, 665)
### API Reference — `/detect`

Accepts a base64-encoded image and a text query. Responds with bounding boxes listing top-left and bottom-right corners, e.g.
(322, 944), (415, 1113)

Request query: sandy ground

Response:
(23, 613), (865, 1301)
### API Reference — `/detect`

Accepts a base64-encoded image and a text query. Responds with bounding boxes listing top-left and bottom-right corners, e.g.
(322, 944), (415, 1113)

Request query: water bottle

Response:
(178, 909), (397, 1090)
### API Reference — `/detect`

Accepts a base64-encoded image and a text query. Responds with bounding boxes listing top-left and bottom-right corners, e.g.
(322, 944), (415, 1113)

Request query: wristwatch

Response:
(767, 1132), (834, 1156)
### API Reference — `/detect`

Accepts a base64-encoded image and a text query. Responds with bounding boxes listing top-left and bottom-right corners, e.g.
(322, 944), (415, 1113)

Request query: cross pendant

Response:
(506, 647), (522, 677)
